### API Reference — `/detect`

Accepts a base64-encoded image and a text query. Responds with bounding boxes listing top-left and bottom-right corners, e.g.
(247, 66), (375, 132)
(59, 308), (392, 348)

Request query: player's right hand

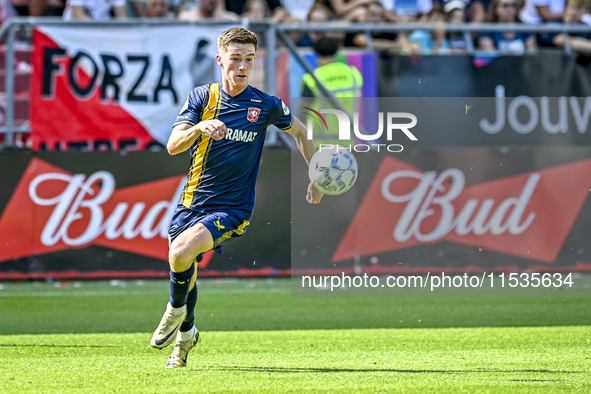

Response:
(199, 119), (228, 141)
(306, 182), (324, 205)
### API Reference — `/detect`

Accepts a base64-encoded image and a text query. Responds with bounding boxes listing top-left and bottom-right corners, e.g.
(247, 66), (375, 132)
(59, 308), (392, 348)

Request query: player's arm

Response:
(167, 120), (227, 155)
(289, 115), (316, 165)
(289, 115), (324, 204)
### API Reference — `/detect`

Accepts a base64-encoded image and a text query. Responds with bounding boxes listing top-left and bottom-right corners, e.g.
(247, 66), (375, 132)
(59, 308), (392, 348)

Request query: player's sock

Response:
(180, 285), (198, 332)
(169, 264), (194, 308)
(178, 325), (196, 342)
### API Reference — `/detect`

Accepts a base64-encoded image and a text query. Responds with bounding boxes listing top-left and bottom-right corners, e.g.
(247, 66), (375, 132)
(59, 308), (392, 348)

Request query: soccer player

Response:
(150, 26), (324, 368)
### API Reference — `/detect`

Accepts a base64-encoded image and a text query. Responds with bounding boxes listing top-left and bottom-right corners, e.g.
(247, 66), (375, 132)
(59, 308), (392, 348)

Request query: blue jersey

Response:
(173, 83), (293, 220)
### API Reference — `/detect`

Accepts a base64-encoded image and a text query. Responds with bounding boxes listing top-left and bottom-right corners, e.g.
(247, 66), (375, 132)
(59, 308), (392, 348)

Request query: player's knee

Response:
(168, 246), (193, 272)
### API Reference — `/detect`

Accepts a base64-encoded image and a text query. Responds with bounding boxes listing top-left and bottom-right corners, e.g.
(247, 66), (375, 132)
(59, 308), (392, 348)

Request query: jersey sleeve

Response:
(172, 86), (208, 128)
(269, 97), (294, 133)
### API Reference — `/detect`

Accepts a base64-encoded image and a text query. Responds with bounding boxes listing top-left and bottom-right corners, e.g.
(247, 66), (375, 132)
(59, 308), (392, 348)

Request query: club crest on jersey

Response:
(247, 107), (261, 123)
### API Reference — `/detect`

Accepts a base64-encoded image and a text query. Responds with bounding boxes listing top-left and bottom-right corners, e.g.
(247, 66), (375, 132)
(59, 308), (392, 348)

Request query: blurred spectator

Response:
(445, 0), (468, 53)
(520, 0), (564, 24)
(282, 0), (315, 20)
(63, 0), (128, 19)
(344, 1), (421, 56)
(302, 36), (363, 98)
(179, 0), (239, 21)
(306, 3), (346, 43)
(432, 0), (490, 22)
(242, 0), (270, 20)
(1, 0), (18, 21)
(281, 15), (313, 46)
(381, 0), (433, 21)
(301, 36), (363, 146)
(147, 0), (167, 17)
(11, 0), (30, 15)
(128, 0), (177, 17)
(308, 2), (334, 21)
(226, 0), (287, 22)
(316, 0), (373, 21)
(478, 0), (537, 54)
(408, 5), (450, 54)
(551, 0), (591, 53)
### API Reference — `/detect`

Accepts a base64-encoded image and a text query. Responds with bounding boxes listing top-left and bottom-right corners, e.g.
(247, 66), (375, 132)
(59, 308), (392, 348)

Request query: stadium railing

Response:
(0, 17), (590, 149)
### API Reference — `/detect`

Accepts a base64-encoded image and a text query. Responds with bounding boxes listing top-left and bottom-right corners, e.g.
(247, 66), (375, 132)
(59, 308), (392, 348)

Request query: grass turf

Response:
(0, 279), (590, 393)
(1, 328), (590, 393)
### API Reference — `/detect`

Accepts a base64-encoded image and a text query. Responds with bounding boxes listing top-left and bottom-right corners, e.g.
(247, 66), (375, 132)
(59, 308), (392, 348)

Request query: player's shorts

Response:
(168, 205), (250, 254)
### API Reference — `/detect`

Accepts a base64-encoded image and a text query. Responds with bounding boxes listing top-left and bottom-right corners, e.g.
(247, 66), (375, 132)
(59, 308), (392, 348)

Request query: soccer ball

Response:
(308, 146), (358, 195)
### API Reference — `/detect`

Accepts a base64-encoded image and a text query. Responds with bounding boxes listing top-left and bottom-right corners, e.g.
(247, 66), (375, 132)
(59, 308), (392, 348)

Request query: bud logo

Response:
(333, 157), (591, 263)
(0, 158), (213, 266)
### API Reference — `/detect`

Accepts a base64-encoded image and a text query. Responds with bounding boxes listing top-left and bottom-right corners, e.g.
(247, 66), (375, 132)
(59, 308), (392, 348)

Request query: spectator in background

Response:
(520, 0), (564, 24)
(63, 0), (128, 19)
(551, 0), (591, 52)
(445, 0), (468, 53)
(381, 0), (433, 21)
(179, 0), (239, 21)
(128, 0), (147, 17)
(316, 0), (373, 21)
(128, 0), (169, 17)
(147, 0), (168, 17)
(344, 1), (421, 56)
(226, 0), (287, 22)
(241, 0), (270, 20)
(478, 0), (537, 54)
(282, 0), (315, 21)
(281, 15), (311, 46)
(432, 0), (490, 22)
(408, 4), (450, 54)
(13, 0), (65, 16)
(306, 3), (346, 44)
(301, 36), (363, 146)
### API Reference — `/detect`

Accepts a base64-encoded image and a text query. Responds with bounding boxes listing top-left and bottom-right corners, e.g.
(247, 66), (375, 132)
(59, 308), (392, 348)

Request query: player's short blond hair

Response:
(217, 27), (258, 52)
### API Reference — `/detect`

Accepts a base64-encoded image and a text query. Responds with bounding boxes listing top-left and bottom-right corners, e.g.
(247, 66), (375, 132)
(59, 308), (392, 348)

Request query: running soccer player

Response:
(150, 27), (324, 368)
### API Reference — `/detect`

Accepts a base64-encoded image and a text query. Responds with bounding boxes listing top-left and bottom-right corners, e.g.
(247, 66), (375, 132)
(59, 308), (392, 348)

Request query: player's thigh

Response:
(169, 223), (214, 269)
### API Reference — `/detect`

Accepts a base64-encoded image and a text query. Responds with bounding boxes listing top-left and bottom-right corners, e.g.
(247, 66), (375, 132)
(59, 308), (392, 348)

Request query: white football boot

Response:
(150, 303), (187, 349)
(165, 328), (201, 368)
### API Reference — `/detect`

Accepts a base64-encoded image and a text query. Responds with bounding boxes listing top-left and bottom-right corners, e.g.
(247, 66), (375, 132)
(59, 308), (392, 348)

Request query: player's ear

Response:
(215, 53), (223, 67)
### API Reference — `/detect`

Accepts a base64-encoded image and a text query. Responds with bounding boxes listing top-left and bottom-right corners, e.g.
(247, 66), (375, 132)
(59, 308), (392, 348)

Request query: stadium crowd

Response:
(2, 0), (591, 54)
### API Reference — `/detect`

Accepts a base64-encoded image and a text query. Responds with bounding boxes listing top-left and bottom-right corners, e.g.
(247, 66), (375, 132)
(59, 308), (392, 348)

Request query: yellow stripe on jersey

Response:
(279, 115), (294, 134)
(213, 220), (251, 248)
(180, 83), (222, 208)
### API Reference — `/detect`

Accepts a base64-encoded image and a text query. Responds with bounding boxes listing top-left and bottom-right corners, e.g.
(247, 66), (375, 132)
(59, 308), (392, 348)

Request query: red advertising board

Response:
(0, 150), (292, 279)
(291, 148), (591, 275)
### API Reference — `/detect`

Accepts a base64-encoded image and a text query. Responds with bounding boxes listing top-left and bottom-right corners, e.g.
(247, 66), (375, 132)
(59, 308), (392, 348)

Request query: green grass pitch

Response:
(0, 278), (590, 393)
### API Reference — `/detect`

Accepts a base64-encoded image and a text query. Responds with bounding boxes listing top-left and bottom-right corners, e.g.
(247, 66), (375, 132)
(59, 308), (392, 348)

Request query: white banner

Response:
(35, 24), (235, 144)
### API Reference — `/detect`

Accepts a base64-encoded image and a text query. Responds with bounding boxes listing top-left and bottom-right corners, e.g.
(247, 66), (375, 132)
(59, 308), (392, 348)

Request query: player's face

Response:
(217, 43), (256, 92)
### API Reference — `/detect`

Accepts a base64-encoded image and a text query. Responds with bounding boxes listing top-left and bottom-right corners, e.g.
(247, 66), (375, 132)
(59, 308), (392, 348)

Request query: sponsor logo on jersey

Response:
(333, 157), (591, 263)
(224, 128), (258, 143)
(247, 107), (261, 122)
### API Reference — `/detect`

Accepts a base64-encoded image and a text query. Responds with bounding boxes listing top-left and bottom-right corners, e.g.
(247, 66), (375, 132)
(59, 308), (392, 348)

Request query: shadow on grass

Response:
(0, 344), (117, 348)
(201, 366), (582, 375)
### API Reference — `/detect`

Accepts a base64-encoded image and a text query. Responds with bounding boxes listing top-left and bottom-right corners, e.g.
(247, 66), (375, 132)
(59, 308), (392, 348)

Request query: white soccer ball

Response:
(308, 146), (358, 196)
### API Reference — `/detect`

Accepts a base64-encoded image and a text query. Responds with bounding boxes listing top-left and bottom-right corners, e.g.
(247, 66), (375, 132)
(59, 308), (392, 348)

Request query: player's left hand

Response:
(306, 182), (324, 204)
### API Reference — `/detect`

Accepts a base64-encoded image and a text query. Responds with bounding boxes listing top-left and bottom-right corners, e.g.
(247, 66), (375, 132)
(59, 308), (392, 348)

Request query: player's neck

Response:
(221, 81), (248, 97)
